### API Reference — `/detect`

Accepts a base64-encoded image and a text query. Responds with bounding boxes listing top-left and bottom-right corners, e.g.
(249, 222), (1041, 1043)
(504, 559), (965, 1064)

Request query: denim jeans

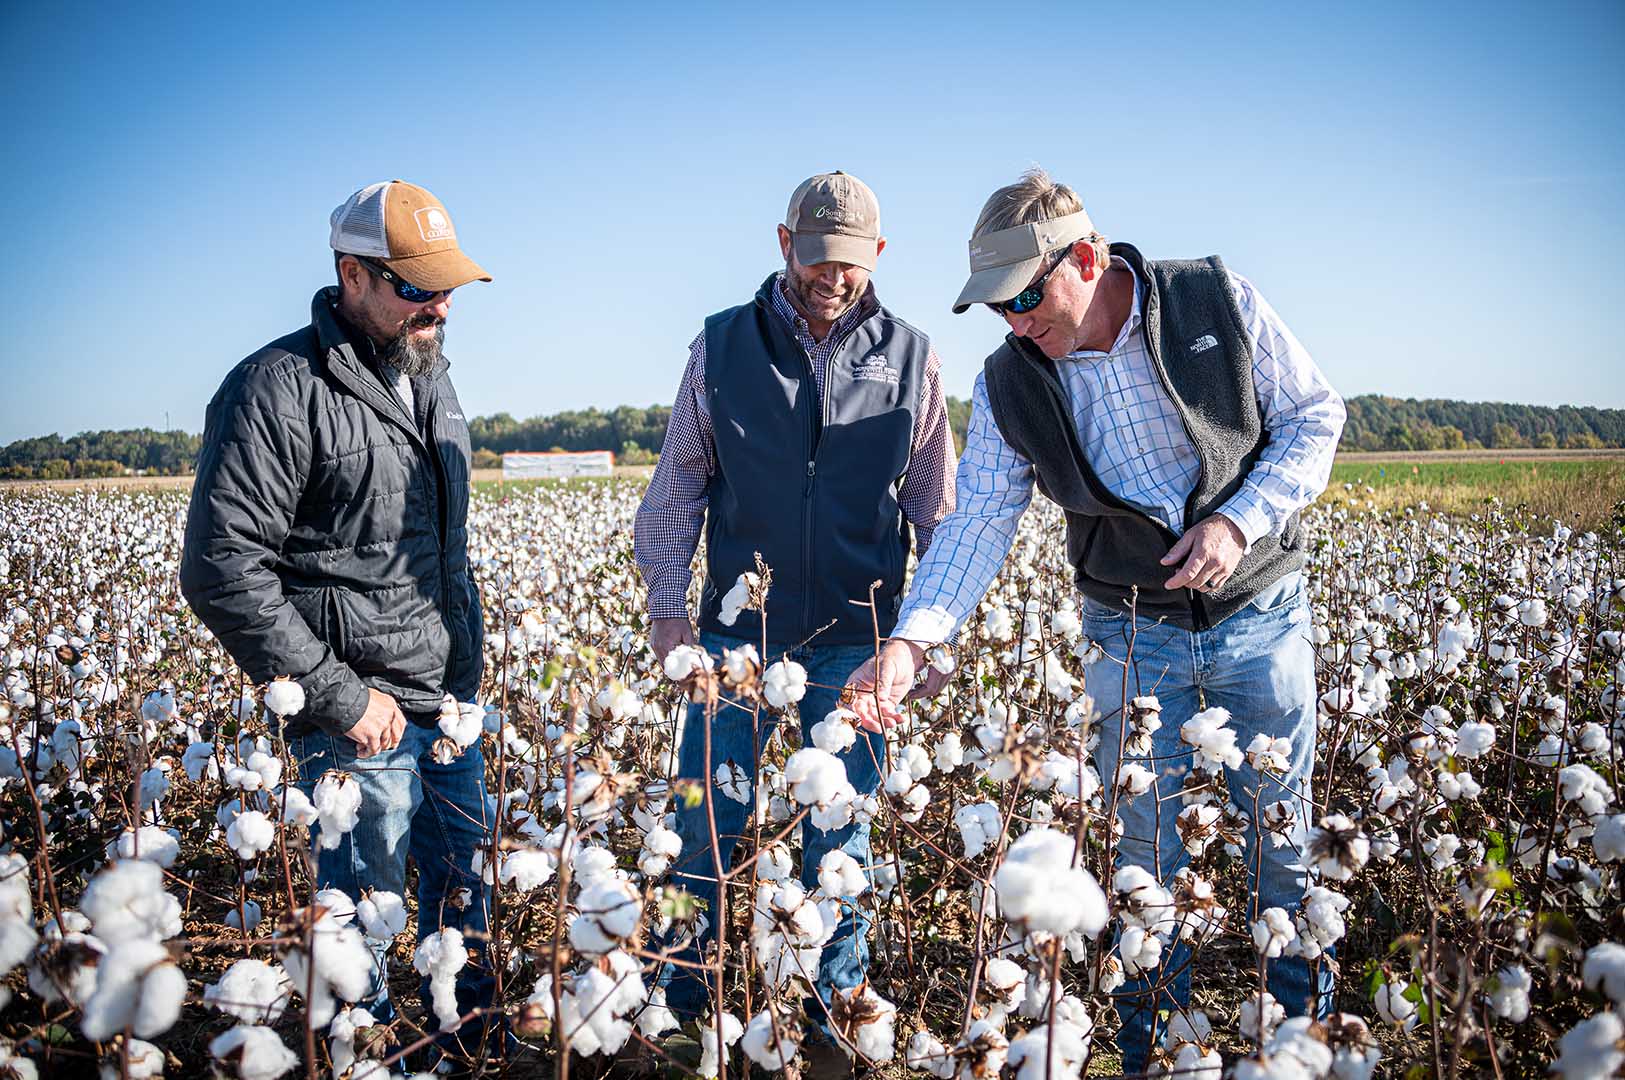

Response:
(1080, 572), (1333, 1071)
(292, 720), (498, 1052)
(661, 632), (884, 1023)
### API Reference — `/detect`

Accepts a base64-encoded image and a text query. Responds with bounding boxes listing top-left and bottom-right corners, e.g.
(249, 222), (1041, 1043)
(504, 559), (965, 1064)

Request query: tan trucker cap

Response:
(329, 180), (492, 292)
(784, 171), (881, 271)
(952, 209), (1094, 314)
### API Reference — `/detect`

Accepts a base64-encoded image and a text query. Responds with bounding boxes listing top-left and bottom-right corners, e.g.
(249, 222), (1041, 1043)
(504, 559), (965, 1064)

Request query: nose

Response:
(424, 293), (452, 318)
(1007, 310), (1034, 337)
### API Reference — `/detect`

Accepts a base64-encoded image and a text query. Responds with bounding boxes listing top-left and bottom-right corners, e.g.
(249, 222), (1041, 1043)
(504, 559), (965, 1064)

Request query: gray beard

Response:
(386, 320), (444, 378)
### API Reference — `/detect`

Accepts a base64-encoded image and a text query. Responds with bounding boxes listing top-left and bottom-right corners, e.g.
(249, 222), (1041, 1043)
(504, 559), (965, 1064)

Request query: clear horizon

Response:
(3, 2), (1623, 445)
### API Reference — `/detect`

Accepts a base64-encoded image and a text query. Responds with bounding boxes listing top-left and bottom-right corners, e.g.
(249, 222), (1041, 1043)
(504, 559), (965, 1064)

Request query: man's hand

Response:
(346, 688), (407, 758)
(650, 617), (698, 665)
(844, 640), (928, 731)
(1161, 514), (1247, 592)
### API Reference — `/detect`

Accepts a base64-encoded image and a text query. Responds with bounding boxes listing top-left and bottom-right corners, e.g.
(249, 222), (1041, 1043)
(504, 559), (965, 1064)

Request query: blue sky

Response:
(3, 1), (1622, 445)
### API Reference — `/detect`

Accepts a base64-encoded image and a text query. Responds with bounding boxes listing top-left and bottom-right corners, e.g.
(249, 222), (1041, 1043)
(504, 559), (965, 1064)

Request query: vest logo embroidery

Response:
(852, 354), (899, 385)
(1189, 333), (1220, 355)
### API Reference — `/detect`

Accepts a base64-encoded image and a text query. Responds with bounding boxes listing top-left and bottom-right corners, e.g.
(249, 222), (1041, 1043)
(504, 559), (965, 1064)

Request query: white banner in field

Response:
(501, 451), (615, 479)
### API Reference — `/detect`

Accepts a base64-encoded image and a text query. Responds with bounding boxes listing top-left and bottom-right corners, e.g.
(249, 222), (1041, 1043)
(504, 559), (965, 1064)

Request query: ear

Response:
(777, 224), (793, 262)
(1074, 240), (1096, 281)
(874, 236), (887, 260)
(337, 254), (368, 295)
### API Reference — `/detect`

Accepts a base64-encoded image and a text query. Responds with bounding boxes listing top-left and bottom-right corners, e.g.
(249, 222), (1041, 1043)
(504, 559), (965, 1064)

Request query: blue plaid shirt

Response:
(893, 258), (1345, 644)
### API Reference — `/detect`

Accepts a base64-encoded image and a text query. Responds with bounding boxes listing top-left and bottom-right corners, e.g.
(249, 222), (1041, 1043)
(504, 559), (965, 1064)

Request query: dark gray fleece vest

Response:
(699, 275), (930, 646)
(982, 243), (1304, 630)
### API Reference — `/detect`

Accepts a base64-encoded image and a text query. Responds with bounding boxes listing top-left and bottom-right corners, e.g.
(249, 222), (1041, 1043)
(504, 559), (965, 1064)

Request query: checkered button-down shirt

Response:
(893, 258), (1345, 645)
(635, 273), (957, 620)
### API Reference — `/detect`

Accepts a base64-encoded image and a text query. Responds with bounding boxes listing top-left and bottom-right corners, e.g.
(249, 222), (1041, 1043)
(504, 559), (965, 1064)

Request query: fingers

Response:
(1159, 529), (1194, 566)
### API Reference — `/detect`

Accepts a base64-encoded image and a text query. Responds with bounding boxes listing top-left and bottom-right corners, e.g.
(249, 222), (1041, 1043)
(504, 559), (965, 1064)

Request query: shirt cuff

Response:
(890, 605), (958, 647)
(1213, 492), (1272, 552)
(641, 572), (694, 621)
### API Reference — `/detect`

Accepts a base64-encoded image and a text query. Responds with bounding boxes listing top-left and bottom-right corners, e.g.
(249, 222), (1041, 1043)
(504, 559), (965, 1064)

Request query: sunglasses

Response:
(356, 256), (446, 304)
(987, 248), (1070, 317)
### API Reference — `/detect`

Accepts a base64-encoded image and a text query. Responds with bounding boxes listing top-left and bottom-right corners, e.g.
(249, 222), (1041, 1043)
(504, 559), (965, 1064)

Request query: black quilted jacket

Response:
(180, 288), (483, 737)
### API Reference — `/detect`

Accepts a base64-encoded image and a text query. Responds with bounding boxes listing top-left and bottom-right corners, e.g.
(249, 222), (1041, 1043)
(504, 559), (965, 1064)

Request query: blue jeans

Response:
(661, 632), (884, 1023)
(1081, 572), (1333, 1071)
(292, 721), (498, 1052)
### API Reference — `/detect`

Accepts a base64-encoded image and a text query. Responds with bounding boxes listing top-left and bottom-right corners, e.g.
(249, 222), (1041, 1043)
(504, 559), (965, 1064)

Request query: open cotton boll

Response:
(79, 938), (186, 1040)
(741, 1007), (802, 1070)
(697, 1011), (744, 1078)
(1180, 707), (1244, 771)
(438, 694), (485, 750)
(714, 761), (751, 805)
(783, 747), (850, 807)
(111, 1037), (164, 1079)
(276, 785), (319, 827)
(811, 709), (858, 753)
(227, 810), (276, 860)
(81, 859), (182, 943)
(993, 828), (1108, 938)
(356, 890), (407, 941)
(1486, 964), (1532, 1021)
(413, 928), (468, 1031)
(717, 572), (759, 627)
(106, 826), (181, 868)
(906, 1030), (956, 1078)
(817, 849), (868, 898)
(1251, 907), (1297, 958)
(757, 843), (793, 882)
(762, 660), (808, 710)
(278, 908), (375, 1029)
(498, 848), (558, 892)
(1239, 990), (1284, 1043)
(262, 678), (306, 718)
(0, 854), (36, 975)
(225, 901), (263, 934)
(1550, 1010), (1624, 1080)
(569, 879), (642, 955)
(662, 643), (713, 682)
(638, 825), (681, 877)
(205, 957), (293, 1023)
(1007, 1020), (1091, 1080)
(313, 770), (363, 851)
(209, 1025), (300, 1080)
(1583, 942), (1625, 1005)
(832, 983), (896, 1063)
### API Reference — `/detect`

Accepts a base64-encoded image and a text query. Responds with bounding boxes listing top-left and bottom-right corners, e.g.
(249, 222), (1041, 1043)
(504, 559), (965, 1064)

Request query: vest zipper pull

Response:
(805, 460), (816, 494)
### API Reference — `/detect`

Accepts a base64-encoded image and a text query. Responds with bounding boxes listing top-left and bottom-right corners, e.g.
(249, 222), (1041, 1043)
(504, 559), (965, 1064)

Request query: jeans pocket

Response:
(1249, 572), (1306, 614)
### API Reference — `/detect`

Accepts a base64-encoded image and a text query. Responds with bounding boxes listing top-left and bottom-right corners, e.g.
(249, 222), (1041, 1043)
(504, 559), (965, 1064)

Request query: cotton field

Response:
(0, 480), (1622, 1080)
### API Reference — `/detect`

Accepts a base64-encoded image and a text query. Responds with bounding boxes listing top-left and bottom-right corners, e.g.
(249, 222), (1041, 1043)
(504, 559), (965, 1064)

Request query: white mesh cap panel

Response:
(328, 181), (392, 256)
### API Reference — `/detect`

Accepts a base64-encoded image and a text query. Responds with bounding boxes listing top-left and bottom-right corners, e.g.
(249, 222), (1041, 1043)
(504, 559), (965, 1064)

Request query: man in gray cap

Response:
(634, 171), (956, 1066)
(844, 167), (1346, 1073)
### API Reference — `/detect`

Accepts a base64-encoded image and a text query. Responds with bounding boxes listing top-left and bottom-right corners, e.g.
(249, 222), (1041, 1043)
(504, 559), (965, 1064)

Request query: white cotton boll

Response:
(80, 938), (186, 1040)
(413, 928), (469, 1031)
(784, 747), (849, 807)
(183, 741), (216, 781)
(934, 732), (965, 771)
(757, 842), (794, 882)
(138, 765), (171, 808)
(817, 849), (868, 898)
(1008, 1021), (1091, 1080)
(105, 826), (180, 868)
(1116, 762), (1155, 796)
(356, 891), (407, 941)
(81, 859), (183, 943)
(209, 1024), (300, 1080)
(899, 741), (932, 781)
(1517, 598), (1547, 627)
(110, 1037), (164, 1079)
(638, 825), (681, 877)
(313, 770), (363, 851)
(1251, 907), (1297, 958)
(637, 987), (679, 1037)
(570, 879), (642, 955)
(993, 828), (1108, 938)
(276, 785), (319, 827)
(245, 751), (283, 790)
(1375, 980), (1417, 1028)
(205, 958), (292, 1023)
(1594, 815), (1625, 863)
(437, 694), (485, 749)
(698, 1011), (744, 1077)
(906, 1030), (955, 1078)
(985, 606), (1014, 642)
(314, 888), (356, 922)
(1559, 764), (1612, 816)
(1456, 721), (1495, 759)
(1041, 653), (1077, 701)
(1239, 990), (1284, 1043)
(262, 679), (306, 718)
(719, 643), (760, 685)
(663, 643), (713, 682)
(762, 660), (808, 709)
(1486, 964), (1531, 1022)
(955, 802), (1003, 859)
(227, 810), (276, 860)
(571, 845), (622, 886)
(717, 572), (759, 627)
(1180, 707), (1244, 770)
(1160, 1042), (1221, 1080)
(741, 1008), (802, 1070)
(1118, 925), (1163, 976)
(714, 760), (751, 805)
(1583, 943), (1625, 1005)
(836, 983), (897, 1063)
(982, 956), (1027, 1013)
(1245, 734), (1293, 774)
(1307, 814), (1370, 881)
(502, 848), (558, 891)
(226, 900), (262, 934)
(1550, 1011), (1624, 1080)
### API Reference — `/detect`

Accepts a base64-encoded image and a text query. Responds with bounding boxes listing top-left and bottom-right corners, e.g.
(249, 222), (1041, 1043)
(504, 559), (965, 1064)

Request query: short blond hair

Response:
(972, 167), (1110, 267)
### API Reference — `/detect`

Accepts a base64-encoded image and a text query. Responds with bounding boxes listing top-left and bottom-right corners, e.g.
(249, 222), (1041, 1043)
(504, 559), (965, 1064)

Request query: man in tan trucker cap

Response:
(181, 181), (499, 1072)
(845, 167), (1347, 1073)
(634, 171), (956, 1075)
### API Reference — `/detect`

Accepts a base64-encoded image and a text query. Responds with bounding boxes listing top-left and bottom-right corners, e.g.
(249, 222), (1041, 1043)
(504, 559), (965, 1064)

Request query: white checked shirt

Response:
(893, 257), (1345, 645)
(635, 274), (957, 620)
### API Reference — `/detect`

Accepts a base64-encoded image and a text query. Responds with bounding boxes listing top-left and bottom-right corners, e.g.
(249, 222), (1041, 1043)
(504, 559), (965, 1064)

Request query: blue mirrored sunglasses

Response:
(987, 248), (1070, 317)
(356, 256), (445, 304)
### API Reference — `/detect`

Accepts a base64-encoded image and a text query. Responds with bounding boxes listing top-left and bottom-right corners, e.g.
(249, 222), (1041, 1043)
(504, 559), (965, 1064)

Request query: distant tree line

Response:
(4, 397), (1621, 479)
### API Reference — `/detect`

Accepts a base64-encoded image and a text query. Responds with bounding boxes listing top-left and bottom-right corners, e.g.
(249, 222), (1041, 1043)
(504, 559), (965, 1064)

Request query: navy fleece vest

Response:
(699, 275), (930, 646)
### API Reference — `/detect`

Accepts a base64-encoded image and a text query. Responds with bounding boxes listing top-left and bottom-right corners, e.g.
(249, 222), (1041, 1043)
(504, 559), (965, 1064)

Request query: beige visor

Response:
(952, 209), (1094, 313)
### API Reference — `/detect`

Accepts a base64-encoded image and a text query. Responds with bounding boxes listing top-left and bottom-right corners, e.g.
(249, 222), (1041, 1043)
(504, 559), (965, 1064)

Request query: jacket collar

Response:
(311, 286), (451, 381)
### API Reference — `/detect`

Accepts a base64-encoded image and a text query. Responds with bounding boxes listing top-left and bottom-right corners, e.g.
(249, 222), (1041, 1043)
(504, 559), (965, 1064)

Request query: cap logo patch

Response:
(415, 206), (455, 243)
(813, 205), (842, 223)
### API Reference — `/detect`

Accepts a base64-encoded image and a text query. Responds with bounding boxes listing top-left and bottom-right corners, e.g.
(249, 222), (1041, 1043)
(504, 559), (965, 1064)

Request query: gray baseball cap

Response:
(784, 172), (881, 271)
(952, 209), (1095, 313)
